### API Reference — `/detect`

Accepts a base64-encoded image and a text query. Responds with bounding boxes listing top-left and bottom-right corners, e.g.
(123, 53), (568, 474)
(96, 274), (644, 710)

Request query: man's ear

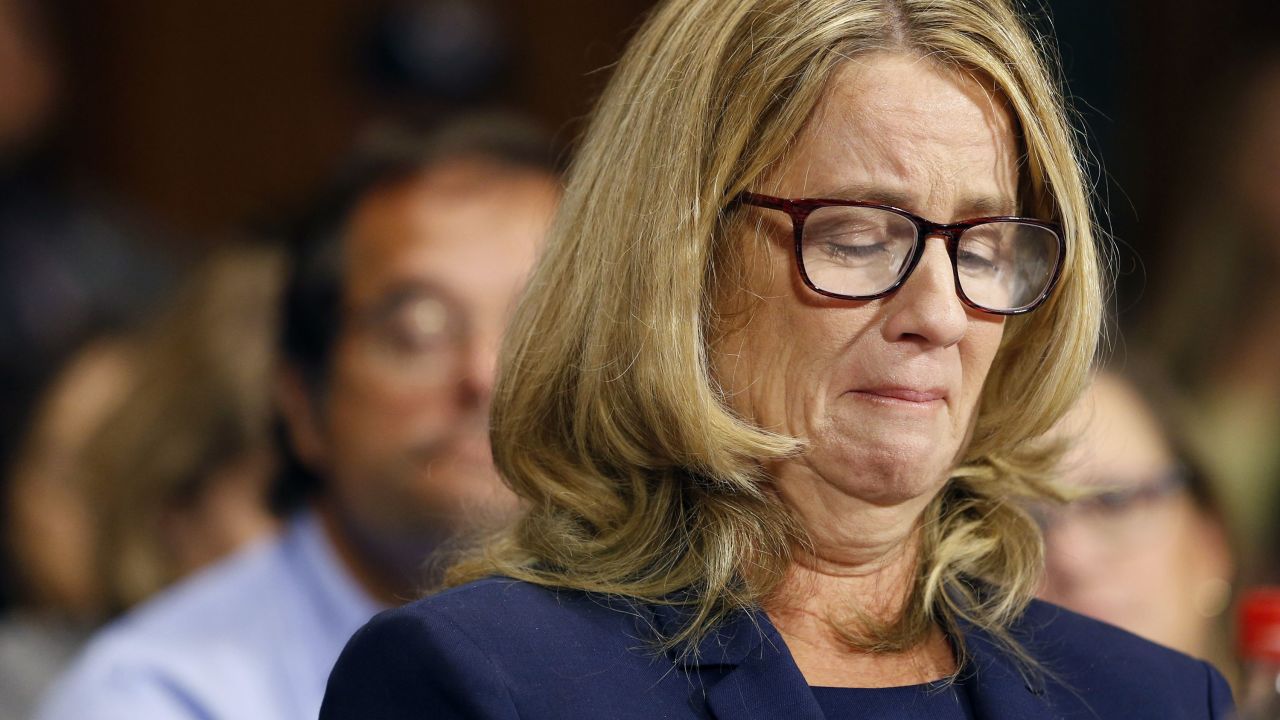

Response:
(275, 366), (328, 472)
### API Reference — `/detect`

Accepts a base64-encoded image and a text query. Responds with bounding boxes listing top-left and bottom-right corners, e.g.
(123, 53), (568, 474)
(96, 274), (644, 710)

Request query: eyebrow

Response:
(815, 182), (1018, 218)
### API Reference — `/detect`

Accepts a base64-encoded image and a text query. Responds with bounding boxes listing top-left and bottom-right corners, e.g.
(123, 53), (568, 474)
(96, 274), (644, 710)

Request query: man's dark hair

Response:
(271, 114), (561, 513)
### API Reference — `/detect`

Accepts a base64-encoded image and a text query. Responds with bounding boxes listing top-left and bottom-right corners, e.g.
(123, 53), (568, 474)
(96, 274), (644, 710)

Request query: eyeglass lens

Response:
(358, 293), (466, 388)
(800, 205), (1061, 312)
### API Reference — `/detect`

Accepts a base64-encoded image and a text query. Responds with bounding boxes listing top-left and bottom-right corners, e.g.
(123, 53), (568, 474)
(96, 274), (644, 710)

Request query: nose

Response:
(881, 236), (967, 347)
(457, 328), (500, 405)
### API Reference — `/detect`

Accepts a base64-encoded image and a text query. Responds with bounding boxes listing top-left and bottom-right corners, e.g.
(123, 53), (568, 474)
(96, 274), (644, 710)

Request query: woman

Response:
(82, 242), (282, 614)
(322, 1), (1234, 717)
(1, 337), (134, 720)
(5, 242), (282, 618)
(1039, 369), (1237, 685)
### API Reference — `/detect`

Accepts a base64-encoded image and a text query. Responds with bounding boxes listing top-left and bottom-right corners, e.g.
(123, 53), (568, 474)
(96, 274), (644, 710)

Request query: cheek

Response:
(712, 231), (853, 429)
(326, 352), (457, 448)
(736, 336), (806, 432)
(958, 318), (1005, 414)
(1168, 507), (1221, 580)
(714, 296), (847, 435)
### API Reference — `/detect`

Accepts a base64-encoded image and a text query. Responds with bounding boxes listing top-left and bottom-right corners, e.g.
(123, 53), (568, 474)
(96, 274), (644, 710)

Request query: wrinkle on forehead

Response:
(774, 52), (1020, 221)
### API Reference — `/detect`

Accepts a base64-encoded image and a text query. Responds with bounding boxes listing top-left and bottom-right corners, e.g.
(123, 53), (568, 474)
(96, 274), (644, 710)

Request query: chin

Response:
(812, 429), (957, 506)
(421, 462), (517, 515)
(814, 453), (951, 508)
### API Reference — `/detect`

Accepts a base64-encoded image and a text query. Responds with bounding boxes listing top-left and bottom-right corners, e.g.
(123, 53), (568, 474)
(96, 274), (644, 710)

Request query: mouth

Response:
(848, 385), (948, 407)
(410, 425), (494, 468)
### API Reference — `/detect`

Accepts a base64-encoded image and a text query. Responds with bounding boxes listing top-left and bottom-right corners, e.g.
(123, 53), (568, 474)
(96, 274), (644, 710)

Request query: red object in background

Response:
(1238, 588), (1280, 718)
(1240, 588), (1280, 663)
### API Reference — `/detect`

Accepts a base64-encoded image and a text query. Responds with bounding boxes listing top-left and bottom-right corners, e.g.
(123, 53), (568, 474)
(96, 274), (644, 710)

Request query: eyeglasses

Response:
(736, 192), (1065, 315)
(347, 288), (469, 388)
(1031, 465), (1189, 544)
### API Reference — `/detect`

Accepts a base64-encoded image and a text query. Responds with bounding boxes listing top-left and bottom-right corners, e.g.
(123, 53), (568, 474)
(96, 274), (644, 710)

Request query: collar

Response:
(650, 601), (824, 719)
(648, 599), (1052, 720)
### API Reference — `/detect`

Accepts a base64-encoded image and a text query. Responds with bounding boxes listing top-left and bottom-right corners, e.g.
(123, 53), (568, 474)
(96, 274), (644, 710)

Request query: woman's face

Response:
(716, 53), (1013, 525)
(1039, 374), (1231, 657)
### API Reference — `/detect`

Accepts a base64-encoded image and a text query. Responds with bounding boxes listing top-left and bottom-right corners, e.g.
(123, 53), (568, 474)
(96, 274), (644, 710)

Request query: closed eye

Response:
(956, 248), (998, 275)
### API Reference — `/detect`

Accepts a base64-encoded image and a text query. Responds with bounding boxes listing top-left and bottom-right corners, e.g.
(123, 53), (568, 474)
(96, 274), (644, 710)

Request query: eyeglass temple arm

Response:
(732, 191), (791, 212)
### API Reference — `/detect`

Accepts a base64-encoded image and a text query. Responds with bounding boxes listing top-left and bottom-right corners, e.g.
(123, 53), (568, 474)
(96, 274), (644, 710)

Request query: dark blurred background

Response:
(35, 0), (651, 237)
(17, 0), (1280, 309)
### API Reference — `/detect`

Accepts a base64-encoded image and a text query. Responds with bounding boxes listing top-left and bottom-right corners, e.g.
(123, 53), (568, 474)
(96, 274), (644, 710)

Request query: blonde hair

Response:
(450, 0), (1104, 667)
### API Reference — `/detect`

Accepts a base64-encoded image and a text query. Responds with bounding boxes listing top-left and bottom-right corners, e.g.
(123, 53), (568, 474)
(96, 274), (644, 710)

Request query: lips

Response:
(851, 386), (948, 404)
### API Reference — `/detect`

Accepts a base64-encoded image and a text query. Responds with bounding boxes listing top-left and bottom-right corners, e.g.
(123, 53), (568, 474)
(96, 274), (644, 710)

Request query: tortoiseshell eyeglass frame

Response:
(734, 191), (1066, 316)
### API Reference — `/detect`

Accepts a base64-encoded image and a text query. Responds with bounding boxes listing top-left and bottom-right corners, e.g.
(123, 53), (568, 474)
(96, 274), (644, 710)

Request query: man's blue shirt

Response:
(36, 511), (383, 720)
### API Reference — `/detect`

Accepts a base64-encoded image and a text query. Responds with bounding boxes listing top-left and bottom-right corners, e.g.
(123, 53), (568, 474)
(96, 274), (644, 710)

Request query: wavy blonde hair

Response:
(449, 0), (1104, 666)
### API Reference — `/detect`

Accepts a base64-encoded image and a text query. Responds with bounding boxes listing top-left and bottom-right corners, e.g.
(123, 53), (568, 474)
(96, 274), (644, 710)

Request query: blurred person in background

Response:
(1038, 369), (1237, 683)
(0, 0), (173, 560)
(1144, 51), (1280, 582)
(0, 336), (135, 720)
(3, 242), (283, 719)
(82, 242), (284, 616)
(0, 1), (167, 685)
(0, 0), (56, 158)
(36, 116), (560, 720)
(3, 339), (135, 619)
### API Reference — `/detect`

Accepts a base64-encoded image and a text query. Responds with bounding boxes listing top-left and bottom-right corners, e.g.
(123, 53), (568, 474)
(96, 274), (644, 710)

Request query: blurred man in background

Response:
(36, 117), (559, 720)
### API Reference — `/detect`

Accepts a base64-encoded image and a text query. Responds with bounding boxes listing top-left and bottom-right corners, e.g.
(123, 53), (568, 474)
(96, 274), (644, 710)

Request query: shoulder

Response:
(1014, 598), (1216, 676)
(322, 578), (682, 720)
(392, 576), (645, 640)
(1007, 599), (1233, 718)
(93, 532), (290, 648)
(35, 535), (297, 720)
(336, 576), (654, 675)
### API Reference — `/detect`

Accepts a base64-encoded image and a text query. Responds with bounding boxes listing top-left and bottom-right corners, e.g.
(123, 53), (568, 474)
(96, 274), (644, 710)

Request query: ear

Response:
(275, 366), (329, 472)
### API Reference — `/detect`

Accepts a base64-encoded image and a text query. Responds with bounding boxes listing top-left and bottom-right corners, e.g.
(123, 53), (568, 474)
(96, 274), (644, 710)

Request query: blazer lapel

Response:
(958, 618), (1055, 720)
(650, 601), (1058, 720)
(701, 632), (827, 720)
(652, 605), (825, 720)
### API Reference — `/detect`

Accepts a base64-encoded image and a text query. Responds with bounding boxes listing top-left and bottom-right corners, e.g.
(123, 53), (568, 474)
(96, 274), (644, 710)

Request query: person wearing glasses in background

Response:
(321, 1), (1233, 718)
(1039, 368), (1238, 688)
(35, 117), (559, 720)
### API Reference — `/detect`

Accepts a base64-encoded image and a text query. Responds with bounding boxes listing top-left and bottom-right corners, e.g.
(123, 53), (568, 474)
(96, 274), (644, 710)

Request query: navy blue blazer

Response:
(320, 577), (1233, 719)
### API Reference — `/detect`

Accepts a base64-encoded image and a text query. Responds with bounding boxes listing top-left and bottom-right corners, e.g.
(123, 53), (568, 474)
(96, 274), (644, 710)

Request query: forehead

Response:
(1057, 375), (1174, 485)
(772, 52), (1019, 218)
(341, 162), (557, 307)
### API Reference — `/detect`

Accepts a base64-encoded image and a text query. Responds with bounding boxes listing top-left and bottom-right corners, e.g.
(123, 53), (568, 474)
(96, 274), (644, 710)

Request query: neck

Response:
(768, 539), (956, 687)
(314, 500), (441, 606)
(766, 466), (954, 687)
(774, 527), (921, 626)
